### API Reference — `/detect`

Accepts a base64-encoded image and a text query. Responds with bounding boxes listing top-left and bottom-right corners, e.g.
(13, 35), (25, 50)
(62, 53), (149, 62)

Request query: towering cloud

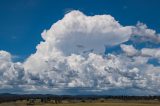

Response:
(24, 10), (133, 74)
(41, 11), (132, 55)
(0, 10), (160, 95)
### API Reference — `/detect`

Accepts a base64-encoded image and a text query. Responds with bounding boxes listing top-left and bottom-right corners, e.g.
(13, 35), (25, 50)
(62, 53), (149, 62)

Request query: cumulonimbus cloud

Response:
(0, 10), (160, 95)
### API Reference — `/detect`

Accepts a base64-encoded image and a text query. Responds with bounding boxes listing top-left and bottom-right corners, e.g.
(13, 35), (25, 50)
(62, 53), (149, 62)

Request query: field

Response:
(0, 100), (160, 106)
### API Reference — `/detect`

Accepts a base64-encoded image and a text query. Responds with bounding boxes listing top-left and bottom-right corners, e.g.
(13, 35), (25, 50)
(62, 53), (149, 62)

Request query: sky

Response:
(1, 0), (160, 58)
(0, 0), (160, 95)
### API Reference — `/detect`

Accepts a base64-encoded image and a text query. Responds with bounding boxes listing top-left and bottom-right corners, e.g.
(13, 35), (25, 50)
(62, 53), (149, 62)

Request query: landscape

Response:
(0, 0), (160, 106)
(0, 94), (160, 106)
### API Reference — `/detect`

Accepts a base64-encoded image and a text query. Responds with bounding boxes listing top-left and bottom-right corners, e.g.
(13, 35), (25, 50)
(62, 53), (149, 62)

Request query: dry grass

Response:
(0, 100), (160, 106)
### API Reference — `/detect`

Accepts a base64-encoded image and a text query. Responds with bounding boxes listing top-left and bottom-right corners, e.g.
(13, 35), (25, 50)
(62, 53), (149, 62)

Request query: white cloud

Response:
(131, 22), (160, 43)
(120, 44), (138, 56)
(141, 48), (160, 58)
(0, 50), (25, 90)
(24, 10), (133, 77)
(0, 50), (11, 62)
(0, 10), (160, 95)
(41, 10), (132, 56)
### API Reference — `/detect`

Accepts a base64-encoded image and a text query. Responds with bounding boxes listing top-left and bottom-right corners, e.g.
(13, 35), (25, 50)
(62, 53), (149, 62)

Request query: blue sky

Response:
(0, 0), (160, 95)
(0, 0), (160, 59)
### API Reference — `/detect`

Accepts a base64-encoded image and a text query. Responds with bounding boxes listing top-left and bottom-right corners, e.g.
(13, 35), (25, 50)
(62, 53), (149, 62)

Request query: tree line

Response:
(0, 93), (160, 104)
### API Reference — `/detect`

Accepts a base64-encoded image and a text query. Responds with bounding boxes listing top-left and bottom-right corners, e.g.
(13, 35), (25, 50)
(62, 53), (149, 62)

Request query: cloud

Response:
(0, 50), (11, 61)
(131, 22), (160, 43)
(120, 44), (138, 56)
(40, 10), (132, 56)
(0, 10), (160, 95)
(0, 51), (25, 91)
(141, 48), (160, 58)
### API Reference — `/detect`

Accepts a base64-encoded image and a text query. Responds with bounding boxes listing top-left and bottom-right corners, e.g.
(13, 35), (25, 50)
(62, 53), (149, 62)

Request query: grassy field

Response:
(0, 100), (160, 106)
